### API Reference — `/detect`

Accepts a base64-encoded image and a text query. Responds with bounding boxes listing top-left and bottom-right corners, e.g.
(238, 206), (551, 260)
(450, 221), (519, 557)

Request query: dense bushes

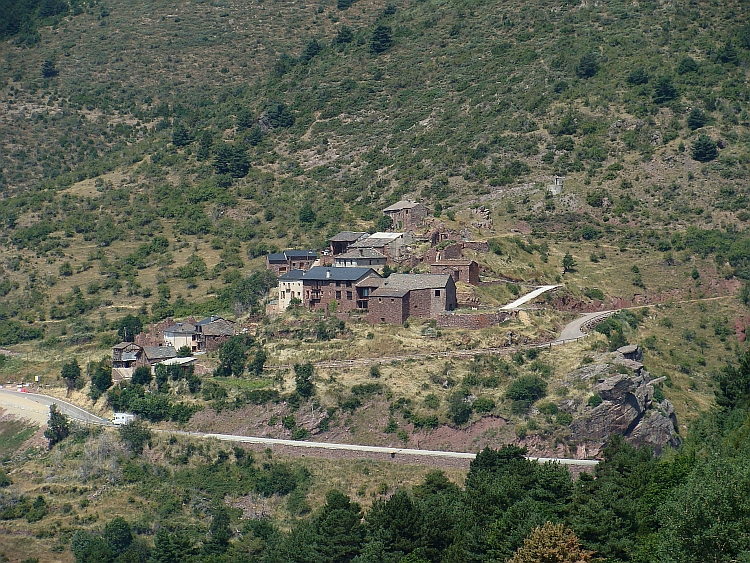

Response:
(505, 375), (548, 413)
(0, 320), (43, 346)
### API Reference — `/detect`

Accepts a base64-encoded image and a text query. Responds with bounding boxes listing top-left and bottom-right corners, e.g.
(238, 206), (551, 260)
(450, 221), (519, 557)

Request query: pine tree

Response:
(61, 359), (81, 392)
(44, 404), (70, 449)
(562, 252), (576, 273)
(370, 25), (392, 54)
(687, 108), (707, 130)
(691, 135), (718, 162)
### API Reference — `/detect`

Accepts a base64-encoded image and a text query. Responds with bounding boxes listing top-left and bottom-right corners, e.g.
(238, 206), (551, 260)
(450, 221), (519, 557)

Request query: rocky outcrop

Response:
(570, 348), (680, 455)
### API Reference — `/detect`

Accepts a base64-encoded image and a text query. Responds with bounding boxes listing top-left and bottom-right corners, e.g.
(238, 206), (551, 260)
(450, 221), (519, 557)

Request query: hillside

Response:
(1, 0), (750, 560)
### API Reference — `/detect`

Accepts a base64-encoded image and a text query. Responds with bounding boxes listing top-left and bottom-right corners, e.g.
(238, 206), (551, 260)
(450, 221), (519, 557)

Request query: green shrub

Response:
(506, 376), (548, 413)
(472, 397), (495, 413)
(588, 394), (603, 408)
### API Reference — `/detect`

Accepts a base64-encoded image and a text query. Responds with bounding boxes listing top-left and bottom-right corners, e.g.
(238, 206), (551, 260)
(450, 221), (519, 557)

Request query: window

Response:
(336, 281), (341, 287)
(346, 291), (352, 300)
(435, 290), (441, 297)
(336, 291), (341, 299)
(281, 291), (286, 299)
(378, 298), (382, 303)
(391, 298), (395, 303)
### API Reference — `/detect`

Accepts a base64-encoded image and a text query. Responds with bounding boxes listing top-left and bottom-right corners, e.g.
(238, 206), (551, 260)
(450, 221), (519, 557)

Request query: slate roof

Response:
(383, 200), (424, 212)
(164, 322), (196, 335)
(195, 315), (224, 326)
(284, 249), (317, 260)
(330, 231), (368, 243)
(302, 266), (380, 282)
(201, 320), (235, 337)
(143, 346), (178, 360)
(336, 248), (387, 260)
(279, 269), (305, 280)
(369, 274), (451, 298)
(268, 250), (317, 262)
(113, 342), (136, 350)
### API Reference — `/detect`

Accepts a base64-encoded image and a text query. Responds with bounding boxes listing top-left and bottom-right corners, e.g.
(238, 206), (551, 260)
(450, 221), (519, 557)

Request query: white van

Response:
(112, 413), (136, 425)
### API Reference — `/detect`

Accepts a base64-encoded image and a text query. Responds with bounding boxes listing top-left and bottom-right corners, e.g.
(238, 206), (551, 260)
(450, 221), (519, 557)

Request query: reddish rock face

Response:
(734, 316), (747, 343)
(570, 358), (680, 455)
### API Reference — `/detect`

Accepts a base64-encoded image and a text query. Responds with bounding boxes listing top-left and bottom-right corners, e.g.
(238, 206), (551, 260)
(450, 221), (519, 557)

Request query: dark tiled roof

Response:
(143, 346), (178, 360)
(279, 269), (305, 280)
(164, 322), (196, 334)
(267, 253), (287, 262)
(350, 232), (405, 248)
(383, 200), (424, 212)
(302, 266), (380, 282)
(195, 315), (225, 326)
(336, 248), (387, 259)
(370, 274), (451, 297)
(284, 249), (317, 259)
(201, 320), (235, 337)
(330, 231), (368, 242)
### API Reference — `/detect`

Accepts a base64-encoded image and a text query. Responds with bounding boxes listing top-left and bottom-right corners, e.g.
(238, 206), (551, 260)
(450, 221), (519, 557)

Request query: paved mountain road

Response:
(0, 390), (598, 466)
(0, 388), (111, 425)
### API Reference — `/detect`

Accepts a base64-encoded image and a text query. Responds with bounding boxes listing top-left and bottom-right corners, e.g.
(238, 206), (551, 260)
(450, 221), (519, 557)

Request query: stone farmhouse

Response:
(329, 232), (368, 255)
(163, 316), (235, 353)
(366, 274), (457, 324)
(382, 200), (429, 231)
(348, 231), (415, 262)
(430, 259), (480, 285)
(301, 266), (381, 313)
(266, 250), (318, 275)
(163, 322), (197, 352)
(111, 343), (178, 380)
(334, 247), (388, 269)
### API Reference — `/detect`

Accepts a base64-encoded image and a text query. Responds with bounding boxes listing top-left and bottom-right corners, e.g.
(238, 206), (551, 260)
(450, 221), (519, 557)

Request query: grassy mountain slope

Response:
(0, 0), (749, 431)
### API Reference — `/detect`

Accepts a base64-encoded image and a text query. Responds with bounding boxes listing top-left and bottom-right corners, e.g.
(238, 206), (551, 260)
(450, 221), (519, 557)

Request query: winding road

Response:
(0, 388), (111, 425)
(0, 389), (599, 466)
(0, 299), (611, 467)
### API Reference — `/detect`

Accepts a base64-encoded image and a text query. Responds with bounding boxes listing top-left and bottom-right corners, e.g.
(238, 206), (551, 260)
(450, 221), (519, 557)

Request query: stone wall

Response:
(367, 296), (407, 324)
(437, 312), (511, 329)
(462, 240), (490, 253)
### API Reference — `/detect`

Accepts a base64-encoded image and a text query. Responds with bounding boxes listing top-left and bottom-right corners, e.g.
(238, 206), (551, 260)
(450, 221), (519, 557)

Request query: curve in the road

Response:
(0, 389), (111, 425)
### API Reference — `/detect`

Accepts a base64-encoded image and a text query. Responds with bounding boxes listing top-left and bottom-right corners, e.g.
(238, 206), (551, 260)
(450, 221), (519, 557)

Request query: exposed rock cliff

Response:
(570, 345), (680, 455)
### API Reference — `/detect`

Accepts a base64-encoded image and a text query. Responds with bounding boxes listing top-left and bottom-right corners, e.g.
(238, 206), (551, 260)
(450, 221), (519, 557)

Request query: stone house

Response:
(329, 232), (368, 255)
(111, 342), (147, 380)
(301, 266), (381, 313)
(278, 269), (305, 311)
(266, 250), (318, 275)
(430, 259), (480, 285)
(194, 316), (235, 352)
(163, 322), (198, 353)
(348, 232), (415, 261)
(366, 274), (457, 324)
(112, 342), (143, 369)
(143, 345), (178, 366)
(334, 248), (387, 269)
(382, 200), (429, 231)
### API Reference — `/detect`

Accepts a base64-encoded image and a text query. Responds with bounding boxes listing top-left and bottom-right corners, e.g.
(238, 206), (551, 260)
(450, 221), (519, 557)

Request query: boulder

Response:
(571, 369), (679, 453)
